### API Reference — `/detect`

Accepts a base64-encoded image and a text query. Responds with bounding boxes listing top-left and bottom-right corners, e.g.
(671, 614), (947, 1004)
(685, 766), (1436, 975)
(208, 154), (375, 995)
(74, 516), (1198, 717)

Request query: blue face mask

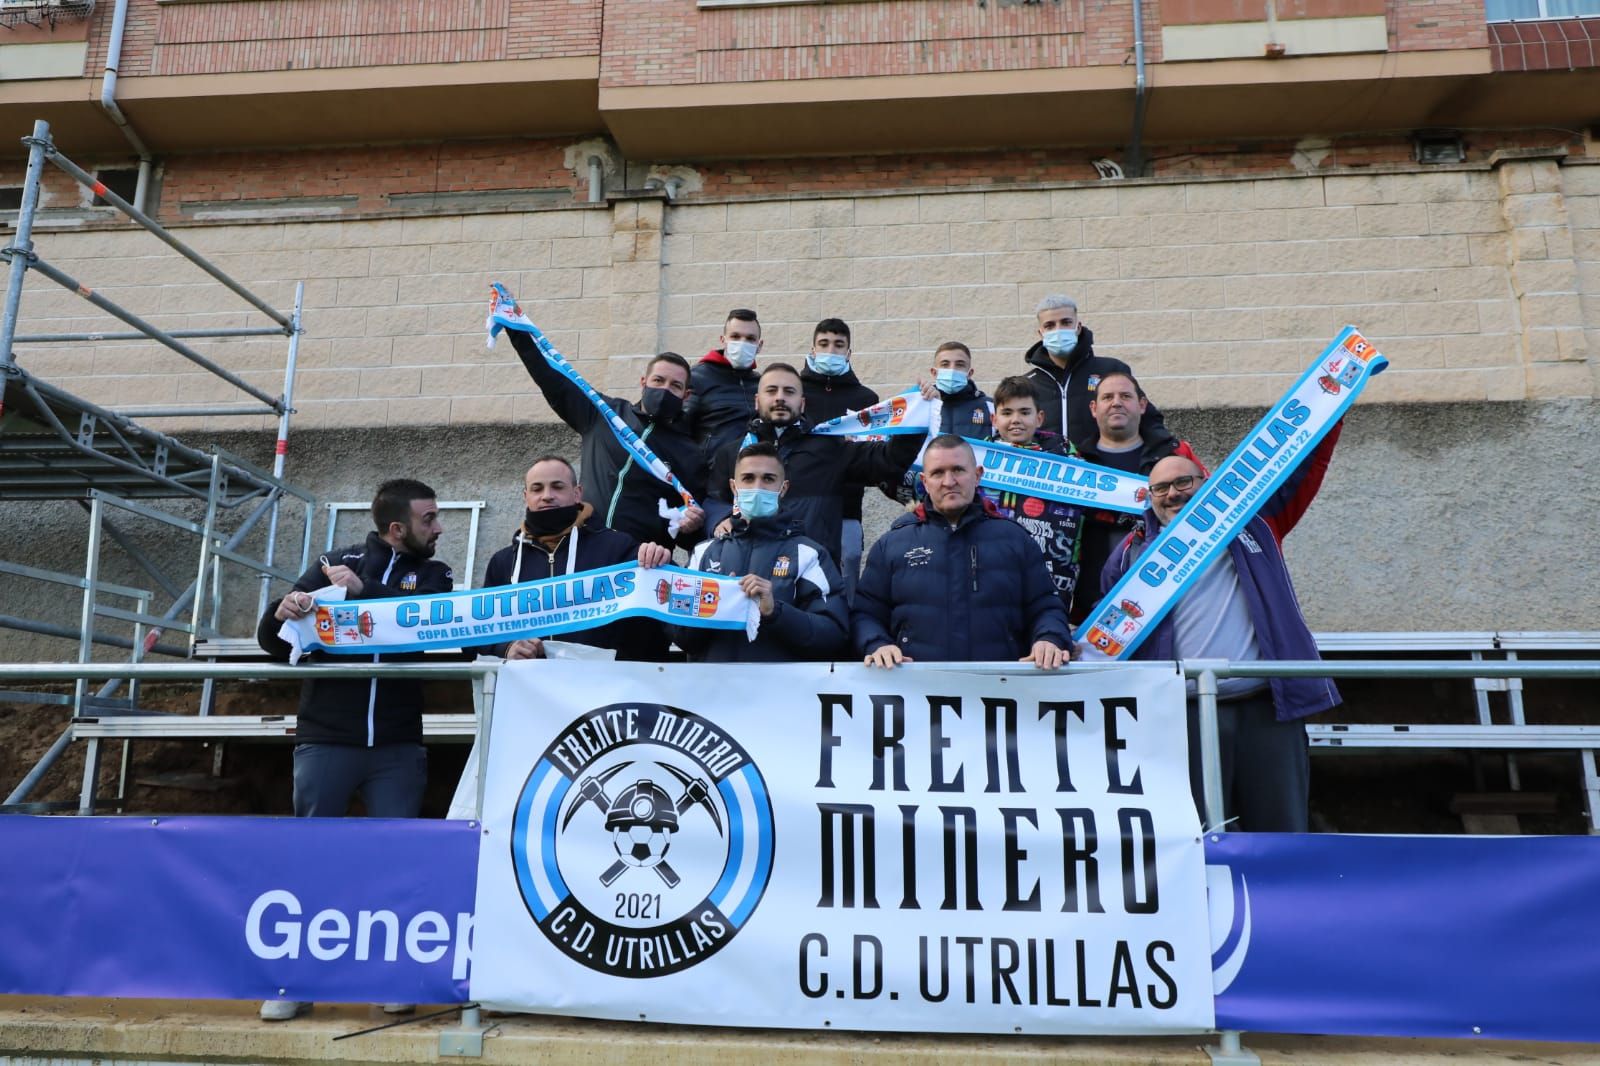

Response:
(735, 488), (781, 520)
(934, 368), (969, 395)
(808, 353), (849, 377)
(1042, 328), (1078, 358)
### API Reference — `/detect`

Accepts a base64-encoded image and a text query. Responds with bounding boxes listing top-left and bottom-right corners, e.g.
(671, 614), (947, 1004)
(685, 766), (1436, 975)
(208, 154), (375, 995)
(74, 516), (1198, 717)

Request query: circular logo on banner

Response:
(510, 703), (774, 978)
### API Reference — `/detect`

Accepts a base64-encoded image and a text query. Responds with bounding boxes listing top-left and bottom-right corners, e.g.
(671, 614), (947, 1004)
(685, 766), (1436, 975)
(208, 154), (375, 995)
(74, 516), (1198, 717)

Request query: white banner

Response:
(471, 662), (1214, 1034)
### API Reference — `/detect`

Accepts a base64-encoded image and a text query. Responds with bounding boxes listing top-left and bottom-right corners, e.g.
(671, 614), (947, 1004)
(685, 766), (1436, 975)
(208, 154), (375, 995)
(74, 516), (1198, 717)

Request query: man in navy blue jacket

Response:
(1101, 425), (1344, 832)
(676, 442), (847, 662)
(852, 435), (1071, 669)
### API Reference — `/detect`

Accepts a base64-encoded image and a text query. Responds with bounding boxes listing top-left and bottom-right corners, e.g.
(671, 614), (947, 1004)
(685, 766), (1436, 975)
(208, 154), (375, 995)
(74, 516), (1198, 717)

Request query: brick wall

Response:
(90, 0), (602, 78)
(7, 163), (1596, 438)
(64, 0), (1490, 84)
(159, 140), (579, 216)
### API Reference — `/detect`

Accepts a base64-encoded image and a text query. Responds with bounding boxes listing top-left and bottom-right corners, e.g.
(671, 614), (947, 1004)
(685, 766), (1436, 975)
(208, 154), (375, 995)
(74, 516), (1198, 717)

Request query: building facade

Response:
(1, 0), (1598, 637)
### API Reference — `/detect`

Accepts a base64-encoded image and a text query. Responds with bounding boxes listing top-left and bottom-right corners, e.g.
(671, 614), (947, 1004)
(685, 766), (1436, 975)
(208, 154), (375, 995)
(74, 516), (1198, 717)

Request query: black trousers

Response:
(1186, 692), (1309, 832)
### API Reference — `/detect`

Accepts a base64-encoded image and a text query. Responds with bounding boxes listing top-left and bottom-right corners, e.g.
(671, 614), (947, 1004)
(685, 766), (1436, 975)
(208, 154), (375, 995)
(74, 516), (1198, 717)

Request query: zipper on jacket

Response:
(607, 422), (655, 528)
(367, 547), (398, 747)
(970, 545), (979, 592)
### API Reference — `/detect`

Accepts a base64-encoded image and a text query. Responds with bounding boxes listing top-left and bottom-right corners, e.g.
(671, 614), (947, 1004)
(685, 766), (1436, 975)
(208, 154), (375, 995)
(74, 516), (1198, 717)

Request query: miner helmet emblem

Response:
(514, 703), (774, 978)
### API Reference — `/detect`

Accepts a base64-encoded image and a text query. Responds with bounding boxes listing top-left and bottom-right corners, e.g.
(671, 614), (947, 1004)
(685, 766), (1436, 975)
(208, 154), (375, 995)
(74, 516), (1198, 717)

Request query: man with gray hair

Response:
(1022, 293), (1167, 447)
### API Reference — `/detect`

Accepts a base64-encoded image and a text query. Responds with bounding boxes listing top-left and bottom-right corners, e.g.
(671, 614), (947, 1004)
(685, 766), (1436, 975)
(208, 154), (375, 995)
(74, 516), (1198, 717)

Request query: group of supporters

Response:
(255, 296), (1343, 1016)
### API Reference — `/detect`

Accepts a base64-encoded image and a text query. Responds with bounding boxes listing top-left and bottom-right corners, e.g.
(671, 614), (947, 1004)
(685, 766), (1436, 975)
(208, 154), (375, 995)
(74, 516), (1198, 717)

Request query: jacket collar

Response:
(913, 496), (1001, 530)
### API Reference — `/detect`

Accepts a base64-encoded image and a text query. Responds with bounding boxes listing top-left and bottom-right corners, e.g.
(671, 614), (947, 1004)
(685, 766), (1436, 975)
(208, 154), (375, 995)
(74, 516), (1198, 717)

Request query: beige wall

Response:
(11, 157), (1598, 431)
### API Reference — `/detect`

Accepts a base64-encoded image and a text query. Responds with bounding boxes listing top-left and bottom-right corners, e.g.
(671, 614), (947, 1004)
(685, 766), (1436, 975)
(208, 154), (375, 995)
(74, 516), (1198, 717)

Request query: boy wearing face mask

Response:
(685, 308), (764, 456)
(478, 455), (673, 662)
(676, 442), (848, 663)
(509, 332), (706, 552)
(1023, 293), (1169, 448)
(800, 317), (878, 600)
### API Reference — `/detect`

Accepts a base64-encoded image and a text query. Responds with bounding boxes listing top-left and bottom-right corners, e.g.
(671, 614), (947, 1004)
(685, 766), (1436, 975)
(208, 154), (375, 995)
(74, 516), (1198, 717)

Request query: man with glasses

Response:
(1101, 431), (1344, 832)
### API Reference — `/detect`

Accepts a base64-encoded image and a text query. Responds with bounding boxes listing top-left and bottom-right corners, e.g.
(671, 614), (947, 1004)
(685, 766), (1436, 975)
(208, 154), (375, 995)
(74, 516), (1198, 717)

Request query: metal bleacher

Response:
(1308, 630), (1600, 832)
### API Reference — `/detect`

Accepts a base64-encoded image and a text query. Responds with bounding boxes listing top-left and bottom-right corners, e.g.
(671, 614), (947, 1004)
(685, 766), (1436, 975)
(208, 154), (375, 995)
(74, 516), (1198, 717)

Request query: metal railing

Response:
(3, 656), (1598, 815)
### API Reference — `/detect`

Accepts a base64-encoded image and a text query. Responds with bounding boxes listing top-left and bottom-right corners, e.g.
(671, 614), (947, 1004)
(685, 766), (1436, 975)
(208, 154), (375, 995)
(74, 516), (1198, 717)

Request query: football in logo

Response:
(510, 704), (774, 978)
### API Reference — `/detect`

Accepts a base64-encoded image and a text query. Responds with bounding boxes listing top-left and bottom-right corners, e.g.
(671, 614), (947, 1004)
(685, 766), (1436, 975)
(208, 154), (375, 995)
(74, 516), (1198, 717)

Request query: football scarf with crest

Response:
(487, 283), (698, 532)
(277, 564), (759, 662)
(1077, 327), (1388, 660)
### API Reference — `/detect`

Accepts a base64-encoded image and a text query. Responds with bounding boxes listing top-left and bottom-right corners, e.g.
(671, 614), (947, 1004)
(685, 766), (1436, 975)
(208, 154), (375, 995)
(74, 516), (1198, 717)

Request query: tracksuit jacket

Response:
(1100, 423), (1345, 721)
(676, 516), (847, 662)
(509, 330), (705, 551)
(852, 498), (1072, 663)
(706, 416), (922, 568)
(256, 532), (453, 747)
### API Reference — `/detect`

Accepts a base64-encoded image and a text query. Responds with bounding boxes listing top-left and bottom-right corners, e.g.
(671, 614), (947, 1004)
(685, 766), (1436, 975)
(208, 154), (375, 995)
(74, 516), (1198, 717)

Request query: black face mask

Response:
(640, 387), (683, 422)
(524, 503), (581, 537)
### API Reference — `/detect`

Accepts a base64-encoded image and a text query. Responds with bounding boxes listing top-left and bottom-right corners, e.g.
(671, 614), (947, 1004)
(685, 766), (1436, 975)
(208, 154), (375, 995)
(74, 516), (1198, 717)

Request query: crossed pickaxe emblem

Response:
(561, 760), (724, 888)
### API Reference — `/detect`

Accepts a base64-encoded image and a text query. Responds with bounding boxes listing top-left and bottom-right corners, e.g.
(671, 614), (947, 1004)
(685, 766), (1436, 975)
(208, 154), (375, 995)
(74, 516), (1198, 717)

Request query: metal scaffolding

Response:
(0, 118), (316, 807)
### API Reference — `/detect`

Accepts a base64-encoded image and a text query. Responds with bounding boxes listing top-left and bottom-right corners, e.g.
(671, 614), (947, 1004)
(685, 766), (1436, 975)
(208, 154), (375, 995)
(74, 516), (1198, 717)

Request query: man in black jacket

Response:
(257, 478), (451, 823)
(509, 331), (705, 551)
(1073, 370), (1205, 624)
(706, 363), (921, 569)
(800, 317), (877, 599)
(852, 436), (1071, 670)
(1022, 293), (1168, 447)
(685, 308), (763, 456)
(676, 442), (847, 662)
(480, 455), (671, 662)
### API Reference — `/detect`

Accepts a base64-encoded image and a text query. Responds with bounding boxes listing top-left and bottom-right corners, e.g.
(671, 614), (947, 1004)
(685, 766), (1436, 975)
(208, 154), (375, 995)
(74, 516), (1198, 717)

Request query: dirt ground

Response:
(0, 673), (1592, 832)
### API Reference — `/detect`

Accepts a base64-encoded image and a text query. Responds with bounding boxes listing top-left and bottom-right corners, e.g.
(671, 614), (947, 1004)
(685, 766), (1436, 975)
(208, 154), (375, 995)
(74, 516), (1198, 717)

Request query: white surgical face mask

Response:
(725, 339), (758, 370)
(1043, 328), (1078, 358)
(935, 368), (969, 395)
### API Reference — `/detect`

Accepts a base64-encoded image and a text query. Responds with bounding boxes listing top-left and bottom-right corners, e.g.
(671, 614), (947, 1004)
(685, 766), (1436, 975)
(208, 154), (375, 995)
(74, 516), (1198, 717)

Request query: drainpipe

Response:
(99, 0), (154, 212)
(1125, 0), (1149, 180)
(587, 156), (606, 203)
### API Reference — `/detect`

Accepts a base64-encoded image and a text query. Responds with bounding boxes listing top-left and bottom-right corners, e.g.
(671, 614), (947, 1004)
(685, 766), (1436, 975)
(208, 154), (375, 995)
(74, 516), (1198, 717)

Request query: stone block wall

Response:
(9, 160), (1598, 444)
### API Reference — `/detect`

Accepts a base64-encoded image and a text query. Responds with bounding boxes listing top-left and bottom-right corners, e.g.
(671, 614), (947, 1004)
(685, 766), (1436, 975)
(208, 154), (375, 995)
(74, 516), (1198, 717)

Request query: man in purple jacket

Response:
(1102, 425), (1344, 832)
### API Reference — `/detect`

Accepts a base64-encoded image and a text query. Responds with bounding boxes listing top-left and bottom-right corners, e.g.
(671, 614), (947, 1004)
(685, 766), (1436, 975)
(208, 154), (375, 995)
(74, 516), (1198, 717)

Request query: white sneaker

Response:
(382, 1003), (416, 1015)
(259, 1000), (311, 1021)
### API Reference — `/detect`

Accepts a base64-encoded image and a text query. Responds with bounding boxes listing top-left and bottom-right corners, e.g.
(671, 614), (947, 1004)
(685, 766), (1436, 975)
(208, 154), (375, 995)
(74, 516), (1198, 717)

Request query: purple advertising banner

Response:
(1207, 832), (1600, 1043)
(3, 815), (1599, 1043)
(0, 816), (477, 1004)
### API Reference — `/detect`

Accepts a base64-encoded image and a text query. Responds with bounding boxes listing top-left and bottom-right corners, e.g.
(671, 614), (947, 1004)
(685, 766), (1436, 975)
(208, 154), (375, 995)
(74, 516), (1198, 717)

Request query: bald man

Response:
(1100, 426), (1344, 832)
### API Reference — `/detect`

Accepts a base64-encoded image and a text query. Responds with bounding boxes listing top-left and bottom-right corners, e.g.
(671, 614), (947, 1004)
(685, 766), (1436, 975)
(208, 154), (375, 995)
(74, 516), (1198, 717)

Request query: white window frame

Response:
(1486, 0), (1600, 21)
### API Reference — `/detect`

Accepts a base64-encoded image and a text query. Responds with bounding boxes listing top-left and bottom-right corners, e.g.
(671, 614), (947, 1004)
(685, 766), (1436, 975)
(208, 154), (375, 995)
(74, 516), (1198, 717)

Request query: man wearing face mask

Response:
(509, 330), (705, 552)
(1023, 294), (1169, 447)
(676, 442), (847, 662)
(479, 456), (673, 662)
(706, 363), (922, 569)
(1101, 432), (1343, 832)
(800, 317), (878, 599)
(885, 341), (995, 506)
(685, 308), (764, 456)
